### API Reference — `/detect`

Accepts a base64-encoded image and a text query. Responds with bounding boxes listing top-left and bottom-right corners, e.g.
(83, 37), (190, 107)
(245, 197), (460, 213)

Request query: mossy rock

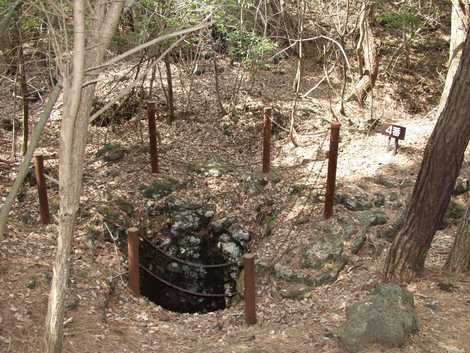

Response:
(371, 211), (388, 226)
(301, 233), (344, 270)
(96, 143), (126, 162)
(279, 283), (311, 300)
(142, 179), (182, 199)
(338, 283), (419, 352)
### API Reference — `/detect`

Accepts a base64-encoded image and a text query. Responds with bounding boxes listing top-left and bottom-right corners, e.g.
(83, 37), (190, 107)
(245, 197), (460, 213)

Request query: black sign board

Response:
(385, 124), (406, 140)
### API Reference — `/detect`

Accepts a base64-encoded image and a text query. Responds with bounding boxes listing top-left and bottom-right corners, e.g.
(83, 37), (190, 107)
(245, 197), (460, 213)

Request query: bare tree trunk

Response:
(445, 204), (470, 272)
(43, 2), (86, 350)
(164, 56), (175, 123)
(442, 0), (469, 273)
(0, 85), (61, 240)
(347, 4), (379, 106)
(15, 7), (29, 156)
(43, 1), (124, 352)
(383, 31), (470, 282)
(212, 52), (226, 116)
(438, 0), (469, 116)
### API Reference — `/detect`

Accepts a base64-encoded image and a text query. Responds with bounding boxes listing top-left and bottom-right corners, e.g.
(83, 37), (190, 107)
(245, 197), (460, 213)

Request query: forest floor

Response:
(1, 17), (470, 353)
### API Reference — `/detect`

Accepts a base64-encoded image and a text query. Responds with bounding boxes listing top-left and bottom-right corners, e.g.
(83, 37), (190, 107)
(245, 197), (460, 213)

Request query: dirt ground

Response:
(1, 21), (470, 353)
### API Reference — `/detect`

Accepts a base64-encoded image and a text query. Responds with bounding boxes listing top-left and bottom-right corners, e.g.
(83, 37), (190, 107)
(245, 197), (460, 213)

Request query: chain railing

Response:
(127, 228), (257, 325)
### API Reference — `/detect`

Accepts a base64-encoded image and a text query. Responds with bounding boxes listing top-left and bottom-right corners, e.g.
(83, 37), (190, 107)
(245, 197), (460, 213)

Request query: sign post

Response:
(386, 124), (406, 155)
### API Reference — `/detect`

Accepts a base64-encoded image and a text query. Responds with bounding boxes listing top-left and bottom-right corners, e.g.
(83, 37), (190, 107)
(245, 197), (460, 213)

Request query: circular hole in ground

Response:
(138, 234), (239, 313)
(120, 198), (249, 314)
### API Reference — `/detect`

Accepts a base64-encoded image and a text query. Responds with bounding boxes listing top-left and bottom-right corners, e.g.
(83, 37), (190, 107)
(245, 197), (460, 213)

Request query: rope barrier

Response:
(140, 264), (238, 298)
(139, 234), (239, 269)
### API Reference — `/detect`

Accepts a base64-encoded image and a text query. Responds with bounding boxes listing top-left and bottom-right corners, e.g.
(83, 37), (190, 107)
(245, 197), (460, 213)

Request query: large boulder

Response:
(338, 283), (419, 352)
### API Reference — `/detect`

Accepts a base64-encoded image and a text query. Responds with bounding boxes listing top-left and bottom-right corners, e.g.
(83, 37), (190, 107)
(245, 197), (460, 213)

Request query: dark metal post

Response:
(262, 107), (272, 174)
(33, 154), (50, 225)
(147, 102), (159, 174)
(128, 227), (140, 296)
(244, 253), (257, 325)
(324, 122), (341, 219)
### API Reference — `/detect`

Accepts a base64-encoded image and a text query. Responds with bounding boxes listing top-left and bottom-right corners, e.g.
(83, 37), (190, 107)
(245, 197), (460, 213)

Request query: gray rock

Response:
(218, 242), (241, 260)
(219, 233), (232, 243)
(369, 211), (388, 226)
(143, 180), (178, 199)
(453, 178), (469, 195)
(274, 263), (295, 280)
(96, 143), (125, 162)
(373, 193), (386, 207)
(337, 193), (373, 211)
(351, 233), (367, 255)
(338, 283), (419, 352)
(202, 162), (225, 177)
(171, 211), (204, 236)
(302, 233), (344, 270)
(211, 217), (233, 235)
(231, 229), (250, 243)
(279, 283), (311, 300)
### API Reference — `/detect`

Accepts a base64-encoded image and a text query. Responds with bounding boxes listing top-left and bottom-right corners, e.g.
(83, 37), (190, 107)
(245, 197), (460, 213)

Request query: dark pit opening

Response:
(114, 198), (249, 314)
(138, 235), (237, 313)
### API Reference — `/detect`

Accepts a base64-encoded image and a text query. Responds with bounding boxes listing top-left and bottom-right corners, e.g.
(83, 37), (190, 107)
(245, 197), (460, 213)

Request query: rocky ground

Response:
(1, 30), (470, 352)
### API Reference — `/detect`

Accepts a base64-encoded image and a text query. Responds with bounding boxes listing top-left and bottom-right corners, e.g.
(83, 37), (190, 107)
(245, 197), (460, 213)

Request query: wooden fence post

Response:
(147, 101), (159, 174)
(128, 227), (140, 296)
(324, 121), (341, 219)
(244, 253), (257, 325)
(33, 154), (50, 225)
(262, 107), (272, 173)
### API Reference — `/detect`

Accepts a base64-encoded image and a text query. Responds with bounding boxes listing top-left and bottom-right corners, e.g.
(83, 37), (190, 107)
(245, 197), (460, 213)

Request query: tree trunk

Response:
(43, 1), (124, 352)
(164, 56), (175, 123)
(0, 85), (61, 240)
(15, 6), (29, 156)
(445, 204), (470, 272)
(212, 52), (226, 116)
(438, 0), (469, 116)
(383, 31), (470, 282)
(443, 0), (469, 273)
(347, 4), (379, 106)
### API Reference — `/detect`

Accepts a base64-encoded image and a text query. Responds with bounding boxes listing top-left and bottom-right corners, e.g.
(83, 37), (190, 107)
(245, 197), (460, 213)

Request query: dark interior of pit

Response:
(116, 196), (249, 314)
(139, 237), (232, 313)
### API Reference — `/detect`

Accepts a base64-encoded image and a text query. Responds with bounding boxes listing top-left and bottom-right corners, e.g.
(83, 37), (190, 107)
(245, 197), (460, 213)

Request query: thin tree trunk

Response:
(438, 0), (469, 117)
(445, 204), (470, 272)
(442, 0), (469, 273)
(16, 7), (29, 156)
(43, 1), (124, 352)
(164, 56), (175, 123)
(43, 1), (86, 350)
(383, 31), (470, 282)
(0, 85), (61, 240)
(212, 52), (226, 116)
(347, 4), (379, 106)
